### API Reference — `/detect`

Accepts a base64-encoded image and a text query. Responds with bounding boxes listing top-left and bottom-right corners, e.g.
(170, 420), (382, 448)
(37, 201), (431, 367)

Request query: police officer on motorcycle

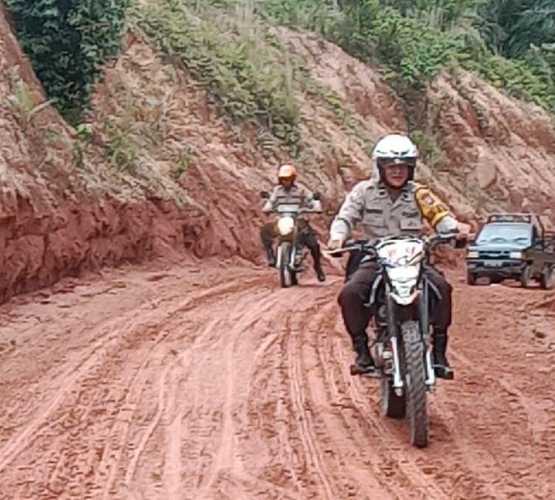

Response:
(327, 134), (469, 377)
(261, 164), (326, 282)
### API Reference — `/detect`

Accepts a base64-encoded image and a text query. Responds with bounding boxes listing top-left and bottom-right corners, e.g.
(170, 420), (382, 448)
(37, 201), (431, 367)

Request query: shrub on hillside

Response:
(5, 0), (130, 123)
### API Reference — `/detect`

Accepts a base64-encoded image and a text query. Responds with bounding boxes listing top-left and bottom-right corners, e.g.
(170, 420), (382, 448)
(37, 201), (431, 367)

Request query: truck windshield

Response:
(476, 223), (532, 246)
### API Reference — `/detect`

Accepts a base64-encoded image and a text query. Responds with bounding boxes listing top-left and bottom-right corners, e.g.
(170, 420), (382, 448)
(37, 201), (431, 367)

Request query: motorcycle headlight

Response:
(390, 284), (420, 306)
(277, 217), (295, 236)
(386, 266), (420, 305)
(467, 251), (479, 259)
(509, 251), (522, 259)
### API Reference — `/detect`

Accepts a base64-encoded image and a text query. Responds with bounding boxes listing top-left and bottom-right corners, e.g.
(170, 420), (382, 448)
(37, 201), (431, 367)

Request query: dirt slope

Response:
(428, 70), (555, 221)
(0, 5), (203, 303)
(3, 3), (555, 302)
(0, 262), (553, 499)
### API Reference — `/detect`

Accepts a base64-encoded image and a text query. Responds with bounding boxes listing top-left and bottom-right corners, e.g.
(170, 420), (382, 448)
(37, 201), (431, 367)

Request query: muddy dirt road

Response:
(0, 260), (553, 500)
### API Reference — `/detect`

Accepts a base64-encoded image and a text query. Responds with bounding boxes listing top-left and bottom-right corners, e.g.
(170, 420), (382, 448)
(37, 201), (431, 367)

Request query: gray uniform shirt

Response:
(263, 184), (321, 214)
(330, 179), (457, 241)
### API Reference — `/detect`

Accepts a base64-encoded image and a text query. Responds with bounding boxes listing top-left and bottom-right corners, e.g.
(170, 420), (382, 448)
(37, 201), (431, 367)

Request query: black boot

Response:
(352, 333), (375, 373)
(314, 262), (326, 282)
(265, 245), (276, 267)
(433, 331), (454, 380)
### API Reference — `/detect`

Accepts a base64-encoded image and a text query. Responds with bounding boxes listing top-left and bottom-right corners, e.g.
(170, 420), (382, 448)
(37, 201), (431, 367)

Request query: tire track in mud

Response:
(0, 266), (553, 499)
(242, 283), (395, 499)
(285, 314), (336, 500)
(298, 300), (400, 499)
(241, 286), (342, 500)
(0, 271), (269, 499)
(292, 292), (448, 500)
(243, 307), (307, 498)
(278, 276), (554, 500)
(0, 273), (260, 469)
(97, 280), (280, 500)
(124, 285), (285, 500)
(439, 284), (555, 500)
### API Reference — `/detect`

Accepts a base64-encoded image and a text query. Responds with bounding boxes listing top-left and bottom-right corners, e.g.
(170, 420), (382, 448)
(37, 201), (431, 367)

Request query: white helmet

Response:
(371, 134), (418, 184)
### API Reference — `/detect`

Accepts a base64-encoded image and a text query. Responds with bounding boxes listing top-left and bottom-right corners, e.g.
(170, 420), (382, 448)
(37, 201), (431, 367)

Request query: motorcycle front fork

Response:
(378, 331), (436, 392)
(419, 285), (436, 388)
(388, 336), (435, 394)
(425, 345), (436, 387)
(390, 336), (404, 396)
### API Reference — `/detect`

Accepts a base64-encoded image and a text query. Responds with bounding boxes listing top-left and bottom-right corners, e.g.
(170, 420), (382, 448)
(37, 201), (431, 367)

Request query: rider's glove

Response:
(456, 222), (472, 239)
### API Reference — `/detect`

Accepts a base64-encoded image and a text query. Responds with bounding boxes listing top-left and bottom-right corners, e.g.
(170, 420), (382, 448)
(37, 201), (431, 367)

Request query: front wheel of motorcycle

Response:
(401, 320), (428, 448)
(278, 242), (295, 288)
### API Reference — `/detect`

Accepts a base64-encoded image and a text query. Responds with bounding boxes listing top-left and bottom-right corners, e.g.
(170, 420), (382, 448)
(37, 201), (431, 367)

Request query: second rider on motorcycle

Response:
(327, 134), (469, 377)
(261, 164), (326, 282)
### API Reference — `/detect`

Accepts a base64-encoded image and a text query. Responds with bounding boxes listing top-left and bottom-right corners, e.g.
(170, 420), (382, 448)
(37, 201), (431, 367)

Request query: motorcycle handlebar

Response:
(325, 232), (466, 257)
(272, 208), (322, 215)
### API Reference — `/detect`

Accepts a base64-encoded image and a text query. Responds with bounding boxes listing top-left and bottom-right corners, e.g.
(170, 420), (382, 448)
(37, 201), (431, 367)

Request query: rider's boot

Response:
(314, 261), (326, 282)
(264, 244), (276, 267)
(433, 330), (454, 380)
(292, 245), (305, 271)
(352, 333), (375, 373)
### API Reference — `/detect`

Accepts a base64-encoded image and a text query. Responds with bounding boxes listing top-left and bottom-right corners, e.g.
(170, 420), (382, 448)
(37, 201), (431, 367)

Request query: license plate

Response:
(484, 261), (502, 267)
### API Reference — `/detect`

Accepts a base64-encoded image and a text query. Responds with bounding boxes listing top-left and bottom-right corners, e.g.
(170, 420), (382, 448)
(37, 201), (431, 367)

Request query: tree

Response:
(478, 0), (555, 58)
(5, 0), (130, 123)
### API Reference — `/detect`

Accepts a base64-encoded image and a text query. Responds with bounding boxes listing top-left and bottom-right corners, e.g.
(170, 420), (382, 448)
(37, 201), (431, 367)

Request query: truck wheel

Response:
(520, 265), (532, 288)
(540, 266), (554, 290)
(467, 271), (477, 286)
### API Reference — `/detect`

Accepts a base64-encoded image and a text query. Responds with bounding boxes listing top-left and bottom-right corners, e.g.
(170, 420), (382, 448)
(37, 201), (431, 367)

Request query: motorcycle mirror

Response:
(260, 191), (270, 199)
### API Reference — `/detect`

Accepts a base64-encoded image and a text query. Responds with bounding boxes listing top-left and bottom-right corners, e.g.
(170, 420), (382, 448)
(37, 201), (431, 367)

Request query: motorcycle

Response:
(260, 191), (321, 288)
(328, 233), (462, 448)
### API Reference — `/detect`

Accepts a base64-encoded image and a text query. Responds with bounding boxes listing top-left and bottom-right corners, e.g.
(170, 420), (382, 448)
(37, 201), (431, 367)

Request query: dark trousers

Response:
(260, 219), (323, 270)
(338, 262), (452, 342)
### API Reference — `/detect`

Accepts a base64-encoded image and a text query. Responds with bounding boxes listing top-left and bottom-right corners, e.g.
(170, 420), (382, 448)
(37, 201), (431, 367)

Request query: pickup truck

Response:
(466, 213), (555, 288)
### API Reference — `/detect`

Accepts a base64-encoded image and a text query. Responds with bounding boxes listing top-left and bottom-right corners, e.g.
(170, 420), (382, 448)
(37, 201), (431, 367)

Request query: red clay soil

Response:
(0, 260), (553, 500)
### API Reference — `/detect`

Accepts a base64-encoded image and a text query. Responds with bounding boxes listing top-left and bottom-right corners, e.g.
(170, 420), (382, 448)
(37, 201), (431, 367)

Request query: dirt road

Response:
(0, 260), (553, 500)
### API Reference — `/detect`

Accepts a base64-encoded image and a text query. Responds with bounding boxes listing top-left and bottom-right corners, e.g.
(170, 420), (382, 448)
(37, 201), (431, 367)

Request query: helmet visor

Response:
(377, 157), (416, 169)
(279, 174), (295, 181)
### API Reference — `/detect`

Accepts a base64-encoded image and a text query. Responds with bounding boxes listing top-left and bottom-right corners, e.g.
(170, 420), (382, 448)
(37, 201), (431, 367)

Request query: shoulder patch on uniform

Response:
(414, 185), (450, 227)
(422, 193), (435, 206)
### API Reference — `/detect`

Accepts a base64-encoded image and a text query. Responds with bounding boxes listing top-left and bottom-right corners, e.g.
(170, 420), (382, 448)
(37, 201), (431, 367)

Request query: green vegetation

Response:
(5, 0), (130, 123)
(131, 0), (302, 152)
(6, 0), (553, 157)
(257, 0), (555, 113)
(411, 130), (444, 169)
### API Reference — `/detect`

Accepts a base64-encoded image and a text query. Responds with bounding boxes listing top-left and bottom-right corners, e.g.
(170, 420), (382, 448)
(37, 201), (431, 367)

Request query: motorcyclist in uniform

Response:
(327, 134), (469, 377)
(261, 164), (326, 282)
